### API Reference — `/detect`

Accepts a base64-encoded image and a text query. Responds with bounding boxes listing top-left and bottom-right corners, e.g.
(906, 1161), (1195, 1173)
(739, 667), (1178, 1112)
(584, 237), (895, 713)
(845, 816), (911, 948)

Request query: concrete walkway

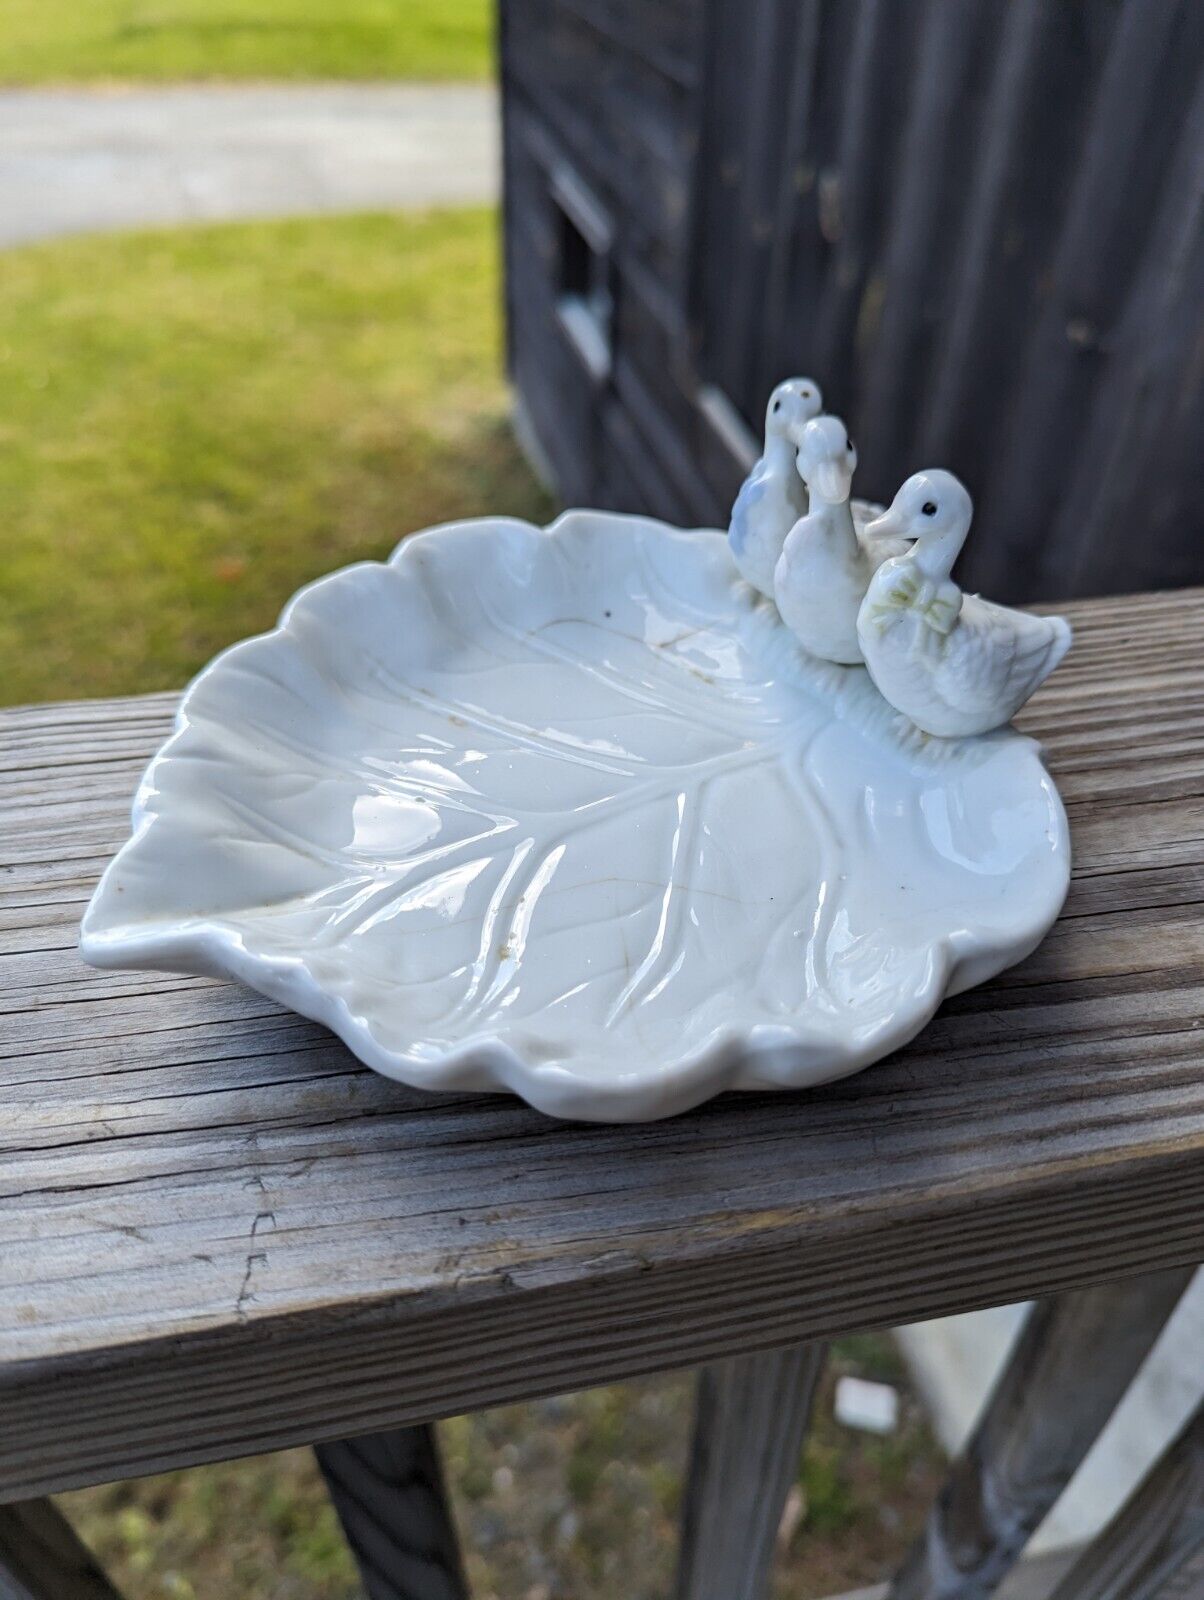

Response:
(0, 84), (498, 247)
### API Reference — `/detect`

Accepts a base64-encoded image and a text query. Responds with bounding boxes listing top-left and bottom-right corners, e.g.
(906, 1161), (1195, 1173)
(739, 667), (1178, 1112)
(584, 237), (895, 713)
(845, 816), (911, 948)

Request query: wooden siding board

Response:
(1046, 67), (1204, 599)
(972, 0), (1203, 599)
(772, 1), (870, 415)
(913, 2), (1124, 522)
(855, 0), (1008, 483)
(687, 0), (759, 402)
(807, 0), (915, 401)
(599, 408), (682, 523)
(504, 1), (696, 293)
(546, 0), (700, 92)
(501, 0), (1204, 601)
(756, 0), (824, 409)
(915, 0), (1064, 466)
(611, 354), (712, 525)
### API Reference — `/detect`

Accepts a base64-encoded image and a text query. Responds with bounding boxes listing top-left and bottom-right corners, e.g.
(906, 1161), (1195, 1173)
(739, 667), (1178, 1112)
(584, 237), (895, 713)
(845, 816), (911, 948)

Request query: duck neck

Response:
(807, 488), (856, 549)
(762, 434), (795, 474)
(911, 521), (967, 581)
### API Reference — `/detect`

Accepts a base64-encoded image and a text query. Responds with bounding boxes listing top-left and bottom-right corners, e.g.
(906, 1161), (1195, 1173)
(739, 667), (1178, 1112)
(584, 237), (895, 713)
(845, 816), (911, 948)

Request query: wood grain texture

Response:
(1046, 1397), (1204, 1600)
(1, 587), (1203, 1501)
(0, 1499), (124, 1600)
(675, 1343), (826, 1600)
(886, 1271), (1193, 1600)
(315, 1425), (468, 1600)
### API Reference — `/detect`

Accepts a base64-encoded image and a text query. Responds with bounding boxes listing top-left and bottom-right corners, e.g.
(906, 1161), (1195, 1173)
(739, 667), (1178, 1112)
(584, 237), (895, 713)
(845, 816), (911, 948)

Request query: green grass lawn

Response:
(0, 0), (491, 83)
(0, 208), (553, 707)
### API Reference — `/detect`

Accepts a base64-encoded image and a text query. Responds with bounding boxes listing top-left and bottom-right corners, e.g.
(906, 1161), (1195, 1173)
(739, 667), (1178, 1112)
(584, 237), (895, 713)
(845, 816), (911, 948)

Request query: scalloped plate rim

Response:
(80, 509), (1071, 1123)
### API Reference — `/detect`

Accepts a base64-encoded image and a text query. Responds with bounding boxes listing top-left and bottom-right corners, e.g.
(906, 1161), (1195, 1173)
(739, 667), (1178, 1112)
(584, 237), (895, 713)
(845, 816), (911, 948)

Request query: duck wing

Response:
(728, 469), (767, 549)
(940, 596), (1071, 719)
(732, 470), (767, 514)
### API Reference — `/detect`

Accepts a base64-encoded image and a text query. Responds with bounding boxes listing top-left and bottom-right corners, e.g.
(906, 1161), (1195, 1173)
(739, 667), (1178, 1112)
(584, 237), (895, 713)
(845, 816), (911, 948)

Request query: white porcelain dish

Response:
(82, 511), (1070, 1122)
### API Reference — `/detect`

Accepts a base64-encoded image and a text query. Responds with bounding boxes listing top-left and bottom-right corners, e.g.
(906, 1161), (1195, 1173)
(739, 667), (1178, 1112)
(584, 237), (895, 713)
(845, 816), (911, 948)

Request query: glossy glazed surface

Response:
(81, 512), (1069, 1121)
(858, 470), (1073, 737)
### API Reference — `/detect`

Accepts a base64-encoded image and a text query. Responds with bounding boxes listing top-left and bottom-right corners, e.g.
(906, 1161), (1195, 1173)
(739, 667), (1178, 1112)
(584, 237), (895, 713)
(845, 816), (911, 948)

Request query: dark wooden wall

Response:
(500, 0), (1204, 604)
(499, 0), (708, 519)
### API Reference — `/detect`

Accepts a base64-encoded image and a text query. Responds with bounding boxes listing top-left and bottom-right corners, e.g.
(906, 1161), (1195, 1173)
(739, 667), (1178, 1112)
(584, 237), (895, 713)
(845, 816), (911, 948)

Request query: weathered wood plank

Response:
(887, 1271), (1194, 1600)
(315, 1425), (468, 1600)
(0, 589), (1202, 1502)
(1045, 1398), (1204, 1600)
(675, 1344), (827, 1600)
(0, 1499), (123, 1600)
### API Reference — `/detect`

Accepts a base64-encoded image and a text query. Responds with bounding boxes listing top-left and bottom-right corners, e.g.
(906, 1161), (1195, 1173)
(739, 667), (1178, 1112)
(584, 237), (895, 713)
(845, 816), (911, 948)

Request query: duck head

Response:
(865, 469), (973, 578)
(796, 414), (857, 503)
(764, 377), (823, 446)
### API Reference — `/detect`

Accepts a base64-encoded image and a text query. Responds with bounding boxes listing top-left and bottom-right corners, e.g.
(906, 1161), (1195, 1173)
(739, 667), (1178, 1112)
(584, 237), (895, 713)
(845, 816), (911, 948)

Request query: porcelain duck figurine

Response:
(728, 376), (823, 597)
(857, 470), (1072, 737)
(773, 414), (905, 664)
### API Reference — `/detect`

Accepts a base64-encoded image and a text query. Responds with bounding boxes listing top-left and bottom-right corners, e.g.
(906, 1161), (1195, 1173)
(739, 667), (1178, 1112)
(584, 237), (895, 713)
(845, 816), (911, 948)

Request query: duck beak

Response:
(813, 459), (853, 502)
(863, 506), (908, 542)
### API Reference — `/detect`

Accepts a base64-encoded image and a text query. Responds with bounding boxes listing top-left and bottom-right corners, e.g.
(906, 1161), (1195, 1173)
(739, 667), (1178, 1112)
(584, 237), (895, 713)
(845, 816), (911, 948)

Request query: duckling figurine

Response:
(728, 376), (823, 597)
(857, 469), (1072, 738)
(773, 415), (905, 664)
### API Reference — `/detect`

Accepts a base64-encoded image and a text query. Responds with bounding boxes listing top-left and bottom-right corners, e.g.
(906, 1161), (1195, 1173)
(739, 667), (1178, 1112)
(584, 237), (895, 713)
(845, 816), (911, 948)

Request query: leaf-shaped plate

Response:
(82, 512), (1069, 1121)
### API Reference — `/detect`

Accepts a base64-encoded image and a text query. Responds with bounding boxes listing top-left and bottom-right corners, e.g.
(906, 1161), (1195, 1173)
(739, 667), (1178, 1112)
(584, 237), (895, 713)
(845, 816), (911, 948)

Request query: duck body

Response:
(775, 505), (871, 663)
(859, 572), (1071, 736)
(773, 415), (905, 664)
(727, 376), (822, 597)
(857, 470), (1072, 737)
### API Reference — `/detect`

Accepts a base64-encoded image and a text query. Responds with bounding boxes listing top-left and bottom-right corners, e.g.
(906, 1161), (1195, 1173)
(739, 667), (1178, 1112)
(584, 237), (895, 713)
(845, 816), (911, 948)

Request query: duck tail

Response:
(1046, 614), (1073, 675)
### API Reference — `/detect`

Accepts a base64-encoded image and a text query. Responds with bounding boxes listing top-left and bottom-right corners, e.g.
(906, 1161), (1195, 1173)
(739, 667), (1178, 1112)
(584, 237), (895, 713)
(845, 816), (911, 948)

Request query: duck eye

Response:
(846, 436), (854, 453)
(922, 501), (937, 516)
(772, 400), (782, 413)
(801, 388), (812, 398)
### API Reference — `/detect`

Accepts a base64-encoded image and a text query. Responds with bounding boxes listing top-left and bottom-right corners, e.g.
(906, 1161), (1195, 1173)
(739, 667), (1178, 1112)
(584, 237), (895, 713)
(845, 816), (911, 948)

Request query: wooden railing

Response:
(1, 586), (1202, 1596)
(300, 1287), (1204, 1600)
(3, 1285), (1200, 1600)
(670, 1274), (1199, 1600)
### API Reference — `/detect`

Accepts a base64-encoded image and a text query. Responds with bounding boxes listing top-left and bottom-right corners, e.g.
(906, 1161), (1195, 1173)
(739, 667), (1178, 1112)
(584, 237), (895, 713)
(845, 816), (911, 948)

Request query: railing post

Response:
(675, 1341), (828, 1600)
(0, 1498), (124, 1600)
(315, 1423), (469, 1600)
(1045, 1396), (1204, 1600)
(887, 1268), (1194, 1600)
